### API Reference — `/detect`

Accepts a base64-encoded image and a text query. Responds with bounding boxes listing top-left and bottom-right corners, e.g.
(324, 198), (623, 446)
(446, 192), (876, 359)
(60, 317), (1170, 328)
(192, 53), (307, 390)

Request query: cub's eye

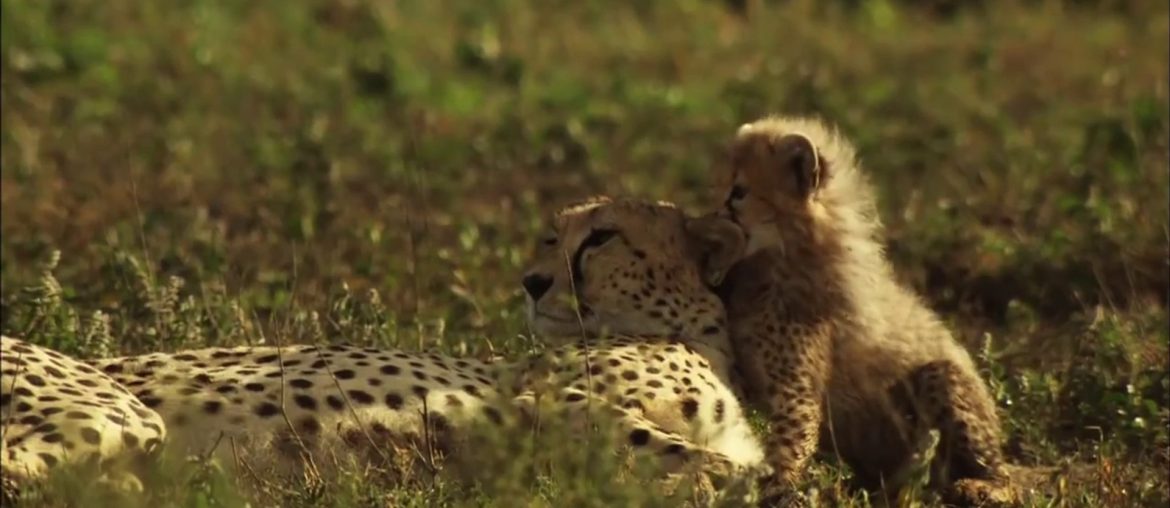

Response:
(541, 234), (558, 247)
(729, 184), (747, 201)
(581, 229), (619, 249)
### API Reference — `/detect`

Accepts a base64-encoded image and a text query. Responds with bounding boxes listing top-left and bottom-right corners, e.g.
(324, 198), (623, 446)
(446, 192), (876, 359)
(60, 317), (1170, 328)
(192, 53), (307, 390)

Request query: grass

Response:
(1, 0), (1167, 506)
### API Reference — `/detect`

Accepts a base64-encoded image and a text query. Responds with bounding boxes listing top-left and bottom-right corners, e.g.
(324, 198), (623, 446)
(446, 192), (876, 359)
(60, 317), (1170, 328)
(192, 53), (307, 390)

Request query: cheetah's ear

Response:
(770, 133), (824, 200)
(685, 214), (746, 287)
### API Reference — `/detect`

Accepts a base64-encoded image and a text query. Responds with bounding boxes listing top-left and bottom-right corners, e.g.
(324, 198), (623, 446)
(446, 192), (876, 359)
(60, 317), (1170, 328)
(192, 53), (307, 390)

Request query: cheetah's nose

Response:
(522, 274), (553, 301)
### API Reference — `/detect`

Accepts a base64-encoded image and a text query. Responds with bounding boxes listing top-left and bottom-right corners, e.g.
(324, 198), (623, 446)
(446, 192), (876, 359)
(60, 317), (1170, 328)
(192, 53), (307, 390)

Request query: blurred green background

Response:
(1, 0), (1167, 506)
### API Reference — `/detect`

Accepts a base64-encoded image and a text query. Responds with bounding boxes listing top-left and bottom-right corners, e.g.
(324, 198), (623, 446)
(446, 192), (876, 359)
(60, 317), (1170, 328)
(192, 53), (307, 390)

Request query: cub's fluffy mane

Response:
(735, 115), (895, 315)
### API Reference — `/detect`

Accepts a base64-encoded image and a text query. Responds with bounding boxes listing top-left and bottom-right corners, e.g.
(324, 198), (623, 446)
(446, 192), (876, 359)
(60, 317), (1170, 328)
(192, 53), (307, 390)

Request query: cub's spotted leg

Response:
(898, 360), (1015, 506)
(733, 317), (832, 493)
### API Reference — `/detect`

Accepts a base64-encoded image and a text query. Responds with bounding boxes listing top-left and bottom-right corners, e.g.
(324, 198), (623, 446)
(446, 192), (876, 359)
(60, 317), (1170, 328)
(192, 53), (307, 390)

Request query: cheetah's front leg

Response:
(514, 388), (762, 489)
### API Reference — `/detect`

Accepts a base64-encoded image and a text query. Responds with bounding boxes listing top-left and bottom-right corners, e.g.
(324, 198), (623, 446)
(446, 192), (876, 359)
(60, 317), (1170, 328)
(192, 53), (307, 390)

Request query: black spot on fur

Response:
(255, 402), (280, 418)
(294, 394), (317, 410)
(300, 417), (321, 435)
(629, 429), (651, 446)
(385, 393), (404, 409)
(483, 406), (503, 425)
(79, 427), (102, 446)
(625, 399), (648, 413)
(347, 390), (374, 405)
(39, 453), (58, 468)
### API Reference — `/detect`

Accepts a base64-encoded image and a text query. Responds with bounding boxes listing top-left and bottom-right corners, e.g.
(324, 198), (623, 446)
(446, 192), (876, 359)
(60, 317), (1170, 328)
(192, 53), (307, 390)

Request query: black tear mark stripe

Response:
(570, 229), (622, 288)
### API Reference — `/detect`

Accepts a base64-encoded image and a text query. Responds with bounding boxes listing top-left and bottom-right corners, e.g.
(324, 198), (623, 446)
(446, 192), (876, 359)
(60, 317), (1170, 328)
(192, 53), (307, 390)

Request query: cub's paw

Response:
(755, 477), (814, 508)
(942, 477), (1020, 508)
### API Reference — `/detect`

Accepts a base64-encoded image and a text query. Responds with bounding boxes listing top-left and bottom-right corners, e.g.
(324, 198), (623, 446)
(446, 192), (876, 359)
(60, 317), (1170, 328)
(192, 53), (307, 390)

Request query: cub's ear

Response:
(772, 133), (824, 200)
(685, 214), (746, 286)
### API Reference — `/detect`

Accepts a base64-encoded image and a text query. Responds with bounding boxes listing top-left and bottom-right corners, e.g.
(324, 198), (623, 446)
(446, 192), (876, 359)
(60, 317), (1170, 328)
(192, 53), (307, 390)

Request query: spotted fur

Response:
(1, 336), (166, 494)
(716, 115), (1013, 504)
(76, 198), (767, 490)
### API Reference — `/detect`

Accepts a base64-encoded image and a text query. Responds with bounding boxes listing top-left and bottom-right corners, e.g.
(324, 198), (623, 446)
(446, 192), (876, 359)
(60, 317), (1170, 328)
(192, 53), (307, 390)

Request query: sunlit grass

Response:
(1, 0), (1167, 506)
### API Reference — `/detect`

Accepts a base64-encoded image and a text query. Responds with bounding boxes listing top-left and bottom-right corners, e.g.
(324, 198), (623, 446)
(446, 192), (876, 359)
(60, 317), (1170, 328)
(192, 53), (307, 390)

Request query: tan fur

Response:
(1, 336), (166, 495)
(716, 115), (1012, 503)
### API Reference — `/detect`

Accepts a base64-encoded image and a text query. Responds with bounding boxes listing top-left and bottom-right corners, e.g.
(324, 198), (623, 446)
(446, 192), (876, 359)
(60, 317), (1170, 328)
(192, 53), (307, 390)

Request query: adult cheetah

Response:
(84, 197), (767, 492)
(715, 115), (1013, 504)
(1, 336), (166, 496)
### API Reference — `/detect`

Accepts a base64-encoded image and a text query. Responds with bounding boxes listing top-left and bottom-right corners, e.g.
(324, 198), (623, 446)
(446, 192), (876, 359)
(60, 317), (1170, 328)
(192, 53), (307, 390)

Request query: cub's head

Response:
(522, 196), (744, 339)
(719, 115), (871, 255)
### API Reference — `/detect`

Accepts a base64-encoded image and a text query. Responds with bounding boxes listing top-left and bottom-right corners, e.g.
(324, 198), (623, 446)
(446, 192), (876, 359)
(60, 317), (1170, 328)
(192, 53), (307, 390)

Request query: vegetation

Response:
(1, 0), (1166, 506)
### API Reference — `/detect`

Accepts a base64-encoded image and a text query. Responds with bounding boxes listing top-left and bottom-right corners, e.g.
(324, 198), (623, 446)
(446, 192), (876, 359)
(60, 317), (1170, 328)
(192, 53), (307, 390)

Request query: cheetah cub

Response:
(715, 116), (1013, 504)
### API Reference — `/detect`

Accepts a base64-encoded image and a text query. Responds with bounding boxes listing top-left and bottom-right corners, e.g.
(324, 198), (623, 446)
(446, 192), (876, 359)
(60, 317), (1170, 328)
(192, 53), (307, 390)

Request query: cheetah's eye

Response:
(581, 229), (619, 250)
(541, 234), (558, 247)
(729, 184), (747, 201)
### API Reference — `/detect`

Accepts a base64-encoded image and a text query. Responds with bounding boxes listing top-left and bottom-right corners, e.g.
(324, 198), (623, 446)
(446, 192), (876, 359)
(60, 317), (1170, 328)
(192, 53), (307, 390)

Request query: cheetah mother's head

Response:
(521, 196), (745, 340)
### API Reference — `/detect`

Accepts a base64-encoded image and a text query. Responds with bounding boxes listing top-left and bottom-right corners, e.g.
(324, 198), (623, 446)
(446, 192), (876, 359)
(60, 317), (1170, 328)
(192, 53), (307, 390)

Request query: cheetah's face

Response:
(719, 123), (825, 255)
(521, 197), (744, 340)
